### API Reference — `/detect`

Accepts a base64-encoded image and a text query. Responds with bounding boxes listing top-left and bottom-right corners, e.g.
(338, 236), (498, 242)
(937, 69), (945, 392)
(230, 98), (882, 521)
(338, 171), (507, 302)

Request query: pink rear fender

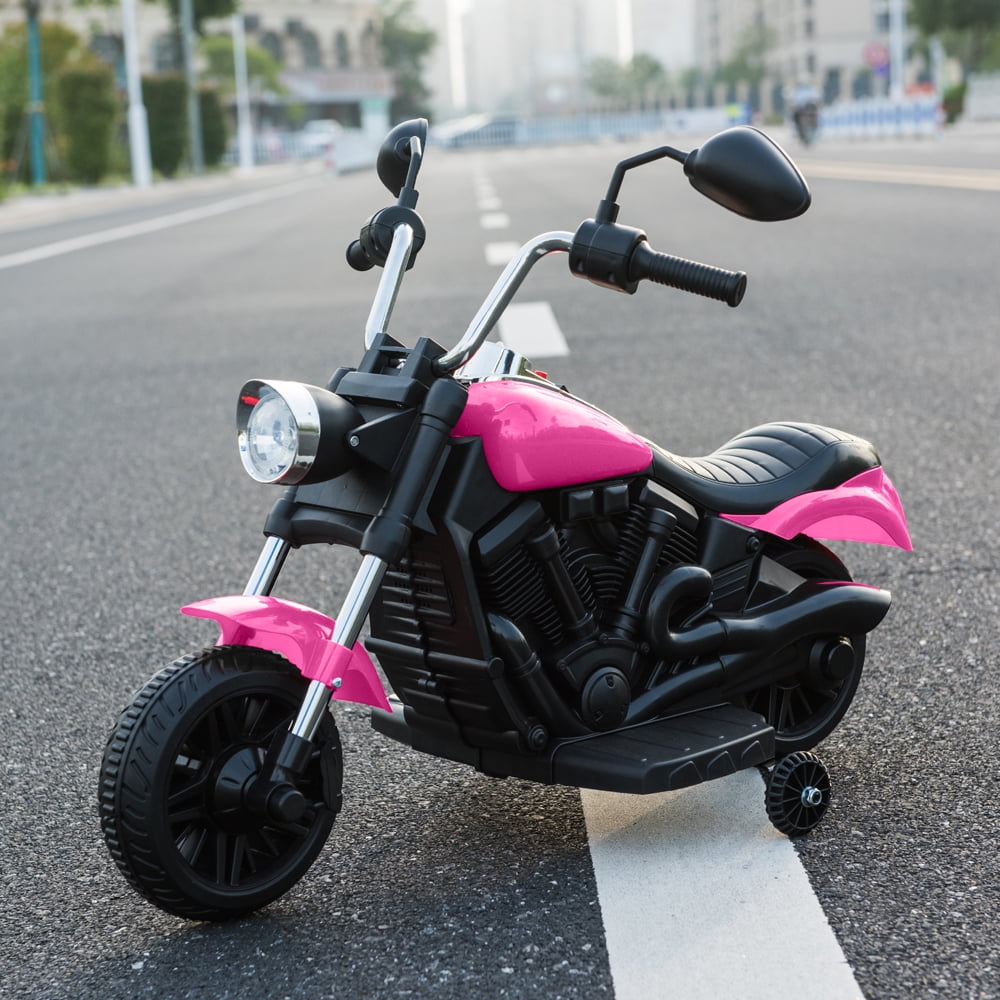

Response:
(721, 466), (913, 551)
(451, 380), (652, 491)
(180, 595), (392, 712)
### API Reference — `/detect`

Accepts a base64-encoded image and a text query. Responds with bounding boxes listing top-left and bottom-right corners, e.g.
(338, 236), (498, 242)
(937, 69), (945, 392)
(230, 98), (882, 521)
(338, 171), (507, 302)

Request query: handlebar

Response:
(629, 242), (747, 307)
(568, 218), (746, 307)
(353, 216), (747, 376)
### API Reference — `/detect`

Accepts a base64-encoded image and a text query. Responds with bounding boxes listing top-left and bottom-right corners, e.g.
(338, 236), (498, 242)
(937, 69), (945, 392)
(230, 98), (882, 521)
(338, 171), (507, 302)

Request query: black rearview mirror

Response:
(683, 126), (811, 221)
(376, 118), (428, 197)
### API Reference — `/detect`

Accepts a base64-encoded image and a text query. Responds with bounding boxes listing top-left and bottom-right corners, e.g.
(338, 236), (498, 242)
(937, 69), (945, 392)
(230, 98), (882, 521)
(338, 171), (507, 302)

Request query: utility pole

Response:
(121, 0), (152, 187)
(180, 0), (204, 174)
(24, 0), (45, 187)
(888, 0), (906, 99)
(231, 12), (254, 172)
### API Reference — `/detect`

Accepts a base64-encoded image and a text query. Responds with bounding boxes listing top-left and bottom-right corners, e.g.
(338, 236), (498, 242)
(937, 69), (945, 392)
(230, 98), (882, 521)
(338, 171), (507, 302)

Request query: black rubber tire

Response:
(742, 539), (866, 754)
(765, 751), (831, 836)
(98, 645), (342, 921)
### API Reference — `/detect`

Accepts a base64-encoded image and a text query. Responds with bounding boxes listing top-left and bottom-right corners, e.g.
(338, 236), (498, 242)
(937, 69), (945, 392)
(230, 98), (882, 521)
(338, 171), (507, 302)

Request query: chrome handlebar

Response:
(363, 222), (573, 373)
(434, 232), (573, 374)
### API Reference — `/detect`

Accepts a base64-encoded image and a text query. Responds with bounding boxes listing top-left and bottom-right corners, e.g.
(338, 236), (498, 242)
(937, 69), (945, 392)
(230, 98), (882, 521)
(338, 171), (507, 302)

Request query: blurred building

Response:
(414, 0), (696, 118)
(0, 1), (393, 129)
(694, 0), (913, 115)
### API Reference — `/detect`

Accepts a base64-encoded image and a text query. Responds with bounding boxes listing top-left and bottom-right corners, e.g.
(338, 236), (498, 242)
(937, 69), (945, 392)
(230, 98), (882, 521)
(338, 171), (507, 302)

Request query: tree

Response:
(0, 20), (82, 178)
(910, 0), (1000, 72)
(143, 74), (187, 176)
(164, 0), (238, 35)
(586, 54), (667, 110)
(679, 66), (707, 108)
(57, 60), (119, 183)
(627, 53), (667, 110)
(910, 0), (1000, 34)
(715, 23), (774, 89)
(199, 34), (283, 95)
(198, 86), (227, 167)
(379, 0), (437, 122)
(586, 57), (628, 108)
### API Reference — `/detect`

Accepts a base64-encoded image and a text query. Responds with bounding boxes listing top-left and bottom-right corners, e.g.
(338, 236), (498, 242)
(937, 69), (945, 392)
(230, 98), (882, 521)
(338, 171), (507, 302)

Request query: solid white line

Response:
(0, 177), (322, 271)
(583, 770), (865, 999)
(497, 300), (569, 358)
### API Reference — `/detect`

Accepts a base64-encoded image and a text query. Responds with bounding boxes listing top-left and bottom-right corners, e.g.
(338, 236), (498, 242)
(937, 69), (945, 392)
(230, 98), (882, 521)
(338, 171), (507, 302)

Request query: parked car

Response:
(297, 119), (343, 157)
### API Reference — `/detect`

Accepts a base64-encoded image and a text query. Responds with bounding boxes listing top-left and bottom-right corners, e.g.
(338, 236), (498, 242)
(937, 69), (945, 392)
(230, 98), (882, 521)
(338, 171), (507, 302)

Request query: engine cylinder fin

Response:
(481, 545), (563, 646)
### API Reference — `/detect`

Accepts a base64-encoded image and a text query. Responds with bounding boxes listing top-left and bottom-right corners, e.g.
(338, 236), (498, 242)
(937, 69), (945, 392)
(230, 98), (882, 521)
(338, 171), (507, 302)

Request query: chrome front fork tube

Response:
(290, 553), (388, 741)
(244, 540), (387, 743)
(243, 535), (290, 597)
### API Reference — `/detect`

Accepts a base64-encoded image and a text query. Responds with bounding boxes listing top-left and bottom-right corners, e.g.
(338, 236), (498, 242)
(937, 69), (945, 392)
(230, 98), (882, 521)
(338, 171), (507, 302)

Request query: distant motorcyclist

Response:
(789, 80), (821, 145)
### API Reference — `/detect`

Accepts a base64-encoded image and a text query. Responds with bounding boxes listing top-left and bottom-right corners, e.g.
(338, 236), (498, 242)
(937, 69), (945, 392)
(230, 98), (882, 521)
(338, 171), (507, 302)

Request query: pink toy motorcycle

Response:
(99, 120), (910, 920)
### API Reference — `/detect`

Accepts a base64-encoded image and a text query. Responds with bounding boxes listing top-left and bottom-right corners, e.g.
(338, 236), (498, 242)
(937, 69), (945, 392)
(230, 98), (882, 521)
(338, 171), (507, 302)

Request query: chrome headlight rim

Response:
(237, 379), (321, 484)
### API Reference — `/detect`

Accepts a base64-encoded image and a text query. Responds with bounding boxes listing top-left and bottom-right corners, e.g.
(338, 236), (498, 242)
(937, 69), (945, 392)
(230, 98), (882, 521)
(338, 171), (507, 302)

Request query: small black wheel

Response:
(99, 645), (342, 921)
(765, 751), (831, 837)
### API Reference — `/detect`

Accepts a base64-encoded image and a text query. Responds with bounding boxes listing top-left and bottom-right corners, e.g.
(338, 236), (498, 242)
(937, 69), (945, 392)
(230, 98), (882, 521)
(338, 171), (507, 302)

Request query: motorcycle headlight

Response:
(237, 379), (361, 485)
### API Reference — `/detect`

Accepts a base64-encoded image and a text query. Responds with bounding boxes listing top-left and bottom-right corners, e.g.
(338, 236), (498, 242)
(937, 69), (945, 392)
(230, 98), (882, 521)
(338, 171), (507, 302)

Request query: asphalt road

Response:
(2, 125), (1000, 999)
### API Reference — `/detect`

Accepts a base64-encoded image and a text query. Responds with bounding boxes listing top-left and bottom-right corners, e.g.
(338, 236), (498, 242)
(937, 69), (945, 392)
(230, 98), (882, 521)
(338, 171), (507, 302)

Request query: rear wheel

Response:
(99, 646), (342, 921)
(743, 539), (865, 753)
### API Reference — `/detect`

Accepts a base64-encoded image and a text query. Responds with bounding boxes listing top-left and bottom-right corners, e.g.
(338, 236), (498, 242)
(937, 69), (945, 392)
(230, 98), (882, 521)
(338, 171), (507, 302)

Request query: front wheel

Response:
(99, 646), (342, 921)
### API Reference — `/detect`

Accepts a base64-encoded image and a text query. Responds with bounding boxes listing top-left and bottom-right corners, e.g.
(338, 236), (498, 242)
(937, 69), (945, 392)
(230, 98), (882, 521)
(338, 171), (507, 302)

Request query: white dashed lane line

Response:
(496, 300), (569, 358)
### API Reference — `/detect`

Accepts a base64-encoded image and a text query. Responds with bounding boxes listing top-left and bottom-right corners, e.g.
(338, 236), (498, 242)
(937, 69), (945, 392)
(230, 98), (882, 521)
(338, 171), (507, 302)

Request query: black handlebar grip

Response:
(346, 239), (375, 272)
(630, 241), (747, 307)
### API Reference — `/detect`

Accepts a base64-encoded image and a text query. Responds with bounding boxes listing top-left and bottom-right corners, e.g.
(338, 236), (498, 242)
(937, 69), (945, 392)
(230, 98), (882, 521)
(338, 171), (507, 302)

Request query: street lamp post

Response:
(24, 0), (45, 187)
(120, 0), (152, 187)
(888, 0), (906, 99)
(180, 0), (204, 174)
(231, 12), (254, 171)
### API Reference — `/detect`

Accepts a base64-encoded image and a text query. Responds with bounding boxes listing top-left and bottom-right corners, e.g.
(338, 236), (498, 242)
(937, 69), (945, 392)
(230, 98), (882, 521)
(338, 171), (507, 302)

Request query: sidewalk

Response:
(0, 159), (330, 233)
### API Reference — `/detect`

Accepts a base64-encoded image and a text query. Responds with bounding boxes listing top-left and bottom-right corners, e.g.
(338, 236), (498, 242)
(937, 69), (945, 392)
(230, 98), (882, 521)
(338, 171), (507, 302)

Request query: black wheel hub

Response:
(210, 745), (267, 833)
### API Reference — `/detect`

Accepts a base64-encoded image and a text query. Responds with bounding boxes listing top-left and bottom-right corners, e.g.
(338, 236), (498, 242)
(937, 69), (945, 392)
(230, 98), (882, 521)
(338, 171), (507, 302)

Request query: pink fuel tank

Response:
(452, 380), (653, 491)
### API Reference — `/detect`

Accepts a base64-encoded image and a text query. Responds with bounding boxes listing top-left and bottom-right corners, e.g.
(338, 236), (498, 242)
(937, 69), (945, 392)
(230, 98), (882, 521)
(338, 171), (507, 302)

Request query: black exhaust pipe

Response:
(627, 566), (891, 725)
(646, 566), (891, 661)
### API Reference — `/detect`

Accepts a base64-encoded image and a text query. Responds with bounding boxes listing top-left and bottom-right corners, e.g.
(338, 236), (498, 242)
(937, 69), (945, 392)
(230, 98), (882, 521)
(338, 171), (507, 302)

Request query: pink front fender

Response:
(181, 595), (392, 712)
(721, 466), (913, 551)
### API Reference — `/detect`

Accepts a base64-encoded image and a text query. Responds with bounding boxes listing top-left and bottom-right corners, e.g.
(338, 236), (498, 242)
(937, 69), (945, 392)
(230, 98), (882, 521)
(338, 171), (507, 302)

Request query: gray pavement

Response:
(2, 123), (1000, 999)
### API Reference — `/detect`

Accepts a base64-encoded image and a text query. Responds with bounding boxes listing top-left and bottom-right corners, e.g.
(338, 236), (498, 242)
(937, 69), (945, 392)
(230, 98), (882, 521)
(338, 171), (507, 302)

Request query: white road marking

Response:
(496, 300), (569, 358)
(484, 241), (521, 266)
(480, 211), (511, 230)
(477, 195), (503, 212)
(0, 178), (321, 271)
(582, 770), (865, 1000)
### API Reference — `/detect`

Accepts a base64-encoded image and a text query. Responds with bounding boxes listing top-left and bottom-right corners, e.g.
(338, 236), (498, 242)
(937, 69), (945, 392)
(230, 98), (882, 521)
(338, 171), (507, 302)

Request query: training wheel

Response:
(765, 751), (831, 837)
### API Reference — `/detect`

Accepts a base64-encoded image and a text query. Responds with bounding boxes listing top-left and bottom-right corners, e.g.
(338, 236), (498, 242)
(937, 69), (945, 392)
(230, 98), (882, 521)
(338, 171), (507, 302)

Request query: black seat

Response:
(648, 421), (881, 514)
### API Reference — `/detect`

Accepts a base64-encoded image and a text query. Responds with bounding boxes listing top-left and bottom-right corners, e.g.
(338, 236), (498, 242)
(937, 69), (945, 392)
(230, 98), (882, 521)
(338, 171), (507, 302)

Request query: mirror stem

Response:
(398, 135), (424, 209)
(597, 145), (690, 223)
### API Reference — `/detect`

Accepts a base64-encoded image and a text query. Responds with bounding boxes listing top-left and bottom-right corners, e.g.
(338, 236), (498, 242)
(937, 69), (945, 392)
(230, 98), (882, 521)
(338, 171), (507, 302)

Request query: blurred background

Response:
(0, 0), (998, 192)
